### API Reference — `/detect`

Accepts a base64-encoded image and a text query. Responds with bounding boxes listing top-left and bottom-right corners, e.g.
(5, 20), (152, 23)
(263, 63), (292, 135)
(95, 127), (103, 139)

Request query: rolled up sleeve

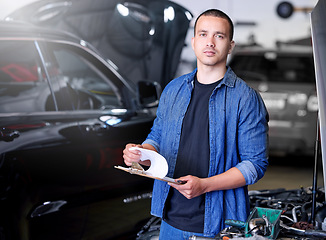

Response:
(236, 88), (269, 185)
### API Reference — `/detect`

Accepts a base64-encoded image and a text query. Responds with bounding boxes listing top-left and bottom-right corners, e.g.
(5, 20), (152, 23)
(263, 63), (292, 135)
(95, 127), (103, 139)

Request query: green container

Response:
(245, 207), (282, 239)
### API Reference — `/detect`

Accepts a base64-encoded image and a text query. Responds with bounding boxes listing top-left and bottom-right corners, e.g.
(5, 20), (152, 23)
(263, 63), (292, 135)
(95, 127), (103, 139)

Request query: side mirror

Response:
(137, 81), (161, 108)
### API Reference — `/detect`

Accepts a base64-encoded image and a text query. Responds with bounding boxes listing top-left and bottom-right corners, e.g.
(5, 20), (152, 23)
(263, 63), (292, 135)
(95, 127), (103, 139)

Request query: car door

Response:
(36, 40), (155, 239)
(0, 39), (91, 240)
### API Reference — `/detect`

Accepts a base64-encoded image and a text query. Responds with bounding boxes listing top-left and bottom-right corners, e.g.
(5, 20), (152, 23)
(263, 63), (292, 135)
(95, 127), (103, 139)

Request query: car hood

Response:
(6, 0), (192, 88)
(311, 0), (326, 199)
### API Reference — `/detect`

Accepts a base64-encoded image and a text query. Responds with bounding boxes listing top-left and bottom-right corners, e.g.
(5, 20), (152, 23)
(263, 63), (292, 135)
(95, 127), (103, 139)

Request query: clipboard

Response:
(114, 165), (185, 184)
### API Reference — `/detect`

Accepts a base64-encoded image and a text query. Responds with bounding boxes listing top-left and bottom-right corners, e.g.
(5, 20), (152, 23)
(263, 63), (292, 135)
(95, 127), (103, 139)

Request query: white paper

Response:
(130, 147), (168, 179)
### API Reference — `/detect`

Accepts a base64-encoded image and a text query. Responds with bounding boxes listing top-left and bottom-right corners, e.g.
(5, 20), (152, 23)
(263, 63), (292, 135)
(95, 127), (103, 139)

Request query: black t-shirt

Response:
(164, 77), (221, 233)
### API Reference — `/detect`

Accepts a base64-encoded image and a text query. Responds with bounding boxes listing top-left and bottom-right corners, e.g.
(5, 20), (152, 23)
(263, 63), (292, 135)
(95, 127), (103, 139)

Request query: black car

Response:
(0, 21), (162, 240)
(228, 45), (318, 156)
(6, 0), (193, 89)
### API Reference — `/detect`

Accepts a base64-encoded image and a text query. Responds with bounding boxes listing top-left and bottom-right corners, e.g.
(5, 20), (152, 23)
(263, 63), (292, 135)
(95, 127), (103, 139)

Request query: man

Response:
(123, 9), (269, 239)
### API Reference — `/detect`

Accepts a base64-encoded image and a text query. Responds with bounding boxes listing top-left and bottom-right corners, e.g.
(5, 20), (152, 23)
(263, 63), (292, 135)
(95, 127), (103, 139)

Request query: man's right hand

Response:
(122, 144), (143, 166)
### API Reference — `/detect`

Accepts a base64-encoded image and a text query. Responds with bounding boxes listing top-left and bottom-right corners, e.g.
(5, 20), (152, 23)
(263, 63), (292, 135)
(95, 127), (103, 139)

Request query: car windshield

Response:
(230, 53), (315, 83)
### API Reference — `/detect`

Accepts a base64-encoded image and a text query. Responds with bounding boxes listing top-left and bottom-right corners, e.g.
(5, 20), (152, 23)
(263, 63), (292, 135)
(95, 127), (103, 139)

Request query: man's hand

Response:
(168, 167), (247, 199)
(122, 144), (143, 166)
(123, 143), (156, 166)
(168, 175), (207, 199)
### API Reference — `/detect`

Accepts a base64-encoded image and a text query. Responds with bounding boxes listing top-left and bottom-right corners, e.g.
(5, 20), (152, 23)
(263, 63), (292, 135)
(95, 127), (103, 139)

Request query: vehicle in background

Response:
(0, 21), (161, 240)
(6, 0), (193, 88)
(228, 45), (318, 156)
(0, 1), (192, 239)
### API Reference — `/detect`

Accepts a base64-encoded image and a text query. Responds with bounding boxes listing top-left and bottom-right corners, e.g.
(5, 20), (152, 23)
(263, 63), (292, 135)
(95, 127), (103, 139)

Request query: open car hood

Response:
(311, 0), (326, 196)
(6, 0), (192, 88)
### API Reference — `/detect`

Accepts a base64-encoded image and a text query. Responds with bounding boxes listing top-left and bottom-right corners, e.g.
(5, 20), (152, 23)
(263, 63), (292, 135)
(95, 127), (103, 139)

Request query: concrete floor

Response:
(248, 155), (324, 191)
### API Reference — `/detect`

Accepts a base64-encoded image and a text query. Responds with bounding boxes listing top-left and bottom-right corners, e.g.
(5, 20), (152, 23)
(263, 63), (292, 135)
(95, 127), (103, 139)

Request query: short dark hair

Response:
(194, 9), (234, 41)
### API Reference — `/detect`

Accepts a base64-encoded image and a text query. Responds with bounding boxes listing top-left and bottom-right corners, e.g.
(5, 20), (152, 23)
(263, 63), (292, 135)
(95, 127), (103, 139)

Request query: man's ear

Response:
(191, 37), (195, 51)
(228, 40), (235, 54)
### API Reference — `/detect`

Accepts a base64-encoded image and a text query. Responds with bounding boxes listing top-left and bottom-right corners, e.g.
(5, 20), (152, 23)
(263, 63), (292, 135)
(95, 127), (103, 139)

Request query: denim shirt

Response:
(143, 67), (269, 236)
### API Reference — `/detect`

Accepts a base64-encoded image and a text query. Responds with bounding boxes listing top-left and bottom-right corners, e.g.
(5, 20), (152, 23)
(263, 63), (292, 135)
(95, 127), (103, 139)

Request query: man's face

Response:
(192, 16), (234, 68)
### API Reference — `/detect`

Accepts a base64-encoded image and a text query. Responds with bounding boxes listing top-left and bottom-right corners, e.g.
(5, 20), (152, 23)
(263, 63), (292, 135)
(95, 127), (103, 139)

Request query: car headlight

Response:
(287, 93), (307, 105)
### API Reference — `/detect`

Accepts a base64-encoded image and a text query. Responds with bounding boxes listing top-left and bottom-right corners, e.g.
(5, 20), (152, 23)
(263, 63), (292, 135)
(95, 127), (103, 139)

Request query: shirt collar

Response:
(186, 66), (237, 88)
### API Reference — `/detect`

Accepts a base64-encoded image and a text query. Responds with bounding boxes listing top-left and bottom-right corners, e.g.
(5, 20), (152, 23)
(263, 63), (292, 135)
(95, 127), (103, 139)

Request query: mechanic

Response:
(123, 9), (269, 239)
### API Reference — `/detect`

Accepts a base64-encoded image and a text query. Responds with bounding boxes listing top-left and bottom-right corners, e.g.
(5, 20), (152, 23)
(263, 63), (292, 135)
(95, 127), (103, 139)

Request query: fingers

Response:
(176, 180), (187, 185)
(169, 182), (192, 199)
(168, 176), (204, 199)
(169, 177), (189, 190)
(123, 143), (142, 166)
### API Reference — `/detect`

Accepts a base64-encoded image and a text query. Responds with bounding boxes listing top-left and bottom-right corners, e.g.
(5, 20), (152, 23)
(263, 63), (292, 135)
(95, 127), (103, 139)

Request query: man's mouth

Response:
(204, 49), (216, 56)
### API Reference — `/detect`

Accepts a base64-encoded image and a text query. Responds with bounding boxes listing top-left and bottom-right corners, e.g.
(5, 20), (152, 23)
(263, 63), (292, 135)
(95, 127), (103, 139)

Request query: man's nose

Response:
(206, 38), (215, 47)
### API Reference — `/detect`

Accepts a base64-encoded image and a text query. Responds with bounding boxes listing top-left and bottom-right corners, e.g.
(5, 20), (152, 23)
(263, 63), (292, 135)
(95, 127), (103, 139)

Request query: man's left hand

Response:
(168, 175), (207, 199)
